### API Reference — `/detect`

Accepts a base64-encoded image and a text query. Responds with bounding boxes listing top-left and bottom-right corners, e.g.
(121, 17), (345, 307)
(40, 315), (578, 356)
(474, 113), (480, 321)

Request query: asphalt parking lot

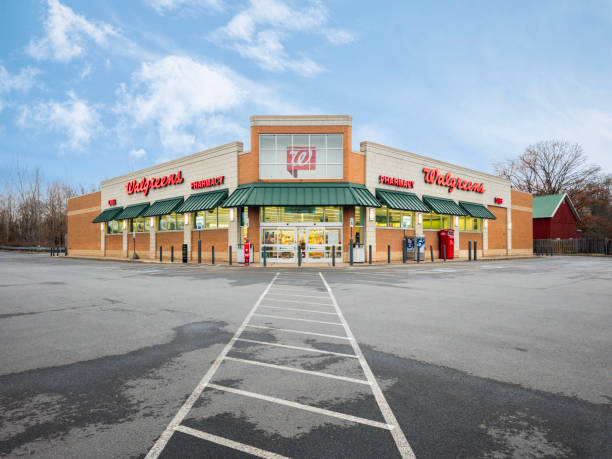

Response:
(0, 252), (610, 458)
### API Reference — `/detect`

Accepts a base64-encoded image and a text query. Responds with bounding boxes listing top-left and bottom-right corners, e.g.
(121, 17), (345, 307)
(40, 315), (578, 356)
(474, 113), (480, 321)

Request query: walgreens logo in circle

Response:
(287, 147), (316, 178)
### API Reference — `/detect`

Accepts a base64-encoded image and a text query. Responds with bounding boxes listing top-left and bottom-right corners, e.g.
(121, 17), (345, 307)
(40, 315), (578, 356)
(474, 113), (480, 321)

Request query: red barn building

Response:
(533, 193), (580, 239)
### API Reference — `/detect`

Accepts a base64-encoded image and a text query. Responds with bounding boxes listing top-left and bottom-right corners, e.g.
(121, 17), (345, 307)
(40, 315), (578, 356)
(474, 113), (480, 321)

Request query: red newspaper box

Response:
(244, 241), (250, 265)
(439, 229), (455, 259)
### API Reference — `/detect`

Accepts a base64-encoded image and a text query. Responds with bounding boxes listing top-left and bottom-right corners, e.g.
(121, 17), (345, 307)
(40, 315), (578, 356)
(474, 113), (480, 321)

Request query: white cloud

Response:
(27, 0), (119, 62)
(115, 55), (246, 155)
(209, 0), (354, 74)
(0, 65), (41, 93)
(130, 148), (147, 159)
(144, 0), (224, 14)
(79, 63), (92, 80)
(18, 92), (101, 150)
(322, 28), (356, 45)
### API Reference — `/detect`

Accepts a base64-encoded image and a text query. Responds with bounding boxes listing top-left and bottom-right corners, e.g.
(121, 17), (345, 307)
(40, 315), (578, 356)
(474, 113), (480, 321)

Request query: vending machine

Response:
(439, 229), (455, 259)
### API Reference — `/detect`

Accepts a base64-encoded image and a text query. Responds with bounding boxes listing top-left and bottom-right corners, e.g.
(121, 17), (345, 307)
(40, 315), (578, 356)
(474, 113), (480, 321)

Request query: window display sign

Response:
(423, 167), (485, 194)
(287, 147), (316, 178)
(260, 134), (343, 179)
(402, 215), (412, 228)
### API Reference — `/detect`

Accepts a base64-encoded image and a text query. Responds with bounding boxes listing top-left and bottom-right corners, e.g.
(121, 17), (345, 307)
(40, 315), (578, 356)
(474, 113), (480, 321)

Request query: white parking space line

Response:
(253, 313), (344, 326)
(145, 273), (281, 459)
(267, 292), (330, 299)
(319, 273), (416, 459)
(174, 425), (290, 459)
(264, 297), (334, 306)
(208, 384), (394, 430)
(245, 324), (350, 340)
(234, 338), (358, 358)
(270, 287), (328, 293)
(258, 305), (339, 315)
(223, 356), (370, 385)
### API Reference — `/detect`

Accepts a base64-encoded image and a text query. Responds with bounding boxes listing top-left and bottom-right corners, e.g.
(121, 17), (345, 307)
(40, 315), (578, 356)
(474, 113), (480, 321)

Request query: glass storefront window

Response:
(259, 133), (343, 180)
(465, 216), (482, 232)
(107, 220), (123, 234)
(260, 206), (341, 224)
(422, 212), (432, 230)
(430, 214), (441, 230)
(158, 212), (184, 231)
(130, 216), (150, 233)
(194, 207), (230, 230)
(240, 207), (249, 243)
(458, 216), (466, 231)
(389, 209), (401, 228)
(441, 215), (452, 229)
(376, 206), (388, 227)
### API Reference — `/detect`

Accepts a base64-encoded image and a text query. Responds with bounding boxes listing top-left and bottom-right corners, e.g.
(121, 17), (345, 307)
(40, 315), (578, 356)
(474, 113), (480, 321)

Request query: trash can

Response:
(182, 243), (188, 263)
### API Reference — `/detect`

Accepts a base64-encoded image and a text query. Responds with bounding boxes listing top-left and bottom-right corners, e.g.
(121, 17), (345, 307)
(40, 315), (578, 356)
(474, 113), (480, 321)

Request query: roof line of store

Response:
(360, 141), (511, 184)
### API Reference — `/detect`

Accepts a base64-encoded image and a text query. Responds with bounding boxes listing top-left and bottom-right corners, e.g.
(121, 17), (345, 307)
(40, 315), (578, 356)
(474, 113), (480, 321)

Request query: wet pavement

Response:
(0, 252), (610, 458)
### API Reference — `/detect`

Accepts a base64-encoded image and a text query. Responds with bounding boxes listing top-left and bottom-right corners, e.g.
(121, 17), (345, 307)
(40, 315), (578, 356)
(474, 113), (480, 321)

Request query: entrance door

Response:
(261, 226), (342, 263)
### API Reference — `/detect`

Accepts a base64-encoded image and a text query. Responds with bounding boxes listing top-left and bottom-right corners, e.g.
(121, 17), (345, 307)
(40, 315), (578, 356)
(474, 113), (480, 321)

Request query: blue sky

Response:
(1, 0), (610, 190)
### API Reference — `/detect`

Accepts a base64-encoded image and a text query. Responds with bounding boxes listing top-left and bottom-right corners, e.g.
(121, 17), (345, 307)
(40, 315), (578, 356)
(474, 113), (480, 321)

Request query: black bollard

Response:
(443, 244), (447, 262)
(474, 241), (477, 260)
(229, 245), (232, 265)
(298, 247), (302, 267)
(171, 246), (174, 262)
(402, 238), (407, 263)
(369, 245), (372, 264)
(349, 238), (354, 266)
(212, 245), (215, 265)
(198, 240), (201, 264)
(332, 245), (336, 266)
(430, 244), (434, 262)
(468, 240), (472, 261)
(416, 241), (420, 263)
(159, 245), (162, 262)
(263, 248), (267, 267)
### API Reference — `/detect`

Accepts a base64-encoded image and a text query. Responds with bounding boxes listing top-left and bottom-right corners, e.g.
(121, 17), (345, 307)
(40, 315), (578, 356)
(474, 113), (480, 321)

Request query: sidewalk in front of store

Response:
(61, 252), (536, 267)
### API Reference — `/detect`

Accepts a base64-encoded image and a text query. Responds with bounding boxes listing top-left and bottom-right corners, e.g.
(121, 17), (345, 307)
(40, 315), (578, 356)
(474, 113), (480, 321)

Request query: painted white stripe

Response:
(270, 287), (328, 293)
(267, 292), (330, 299)
(258, 305), (339, 315)
(253, 313), (343, 326)
(208, 384), (393, 430)
(245, 324), (350, 340)
(264, 297), (334, 306)
(223, 356), (369, 385)
(174, 425), (290, 459)
(144, 272), (281, 459)
(235, 338), (357, 358)
(319, 272), (416, 459)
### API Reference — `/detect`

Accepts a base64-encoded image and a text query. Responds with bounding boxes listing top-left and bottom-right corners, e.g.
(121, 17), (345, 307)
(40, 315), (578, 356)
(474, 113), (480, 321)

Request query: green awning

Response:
(222, 182), (381, 208)
(175, 189), (228, 213)
(141, 196), (184, 217)
(376, 188), (430, 212)
(422, 196), (468, 216)
(115, 203), (150, 220)
(459, 201), (497, 219)
(92, 207), (123, 223)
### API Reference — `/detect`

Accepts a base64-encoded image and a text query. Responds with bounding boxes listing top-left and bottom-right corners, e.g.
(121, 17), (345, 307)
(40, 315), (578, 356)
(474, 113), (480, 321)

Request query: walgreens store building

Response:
(67, 115), (533, 263)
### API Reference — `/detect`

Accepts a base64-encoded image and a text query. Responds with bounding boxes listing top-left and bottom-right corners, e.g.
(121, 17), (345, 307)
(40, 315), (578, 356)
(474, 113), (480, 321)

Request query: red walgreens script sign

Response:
(125, 171), (184, 196)
(287, 147), (316, 178)
(423, 168), (485, 194)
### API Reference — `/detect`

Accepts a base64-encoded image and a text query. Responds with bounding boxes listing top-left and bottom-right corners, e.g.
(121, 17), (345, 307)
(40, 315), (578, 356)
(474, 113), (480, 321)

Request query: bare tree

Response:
(495, 140), (601, 196)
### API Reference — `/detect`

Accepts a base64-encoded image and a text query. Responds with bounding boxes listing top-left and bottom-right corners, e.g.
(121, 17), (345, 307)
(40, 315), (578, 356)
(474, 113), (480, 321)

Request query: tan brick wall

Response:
(424, 230), (440, 258)
(105, 234), (123, 257)
(126, 233), (150, 258)
(487, 206), (507, 252)
(156, 231), (184, 260)
(375, 228), (415, 261)
(67, 191), (102, 256)
(511, 189), (533, 252)
(191, 229), (229, 262)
